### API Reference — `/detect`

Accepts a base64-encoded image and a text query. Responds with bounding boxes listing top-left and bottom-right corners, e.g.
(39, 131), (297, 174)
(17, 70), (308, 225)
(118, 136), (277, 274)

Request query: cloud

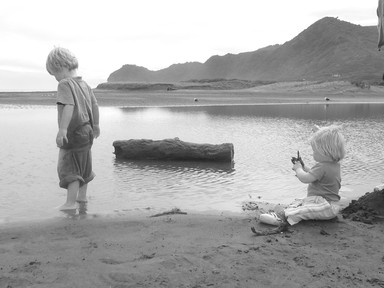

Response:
(0, 59), (44, 73)
(0, 69), (56, 91)
(310, 7), (377, 25)
(0, 0), (379, 91)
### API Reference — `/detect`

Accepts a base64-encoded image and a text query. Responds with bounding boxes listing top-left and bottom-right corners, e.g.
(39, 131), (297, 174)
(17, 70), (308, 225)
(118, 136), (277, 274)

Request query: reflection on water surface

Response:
(1, 103), (384, 223)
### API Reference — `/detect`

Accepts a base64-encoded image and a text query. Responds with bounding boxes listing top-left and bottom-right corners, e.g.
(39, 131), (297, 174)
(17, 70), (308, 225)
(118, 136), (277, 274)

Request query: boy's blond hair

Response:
(46, 47), (78, 74)
(310, 125), (345, 162)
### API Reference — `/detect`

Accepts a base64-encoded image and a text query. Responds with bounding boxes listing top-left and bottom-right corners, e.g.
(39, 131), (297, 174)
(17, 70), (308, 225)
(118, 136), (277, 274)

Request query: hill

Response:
(102, 17), (382, 87)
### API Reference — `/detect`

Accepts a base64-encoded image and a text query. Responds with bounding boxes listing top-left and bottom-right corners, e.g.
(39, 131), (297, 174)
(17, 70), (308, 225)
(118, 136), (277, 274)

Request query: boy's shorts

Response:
(57, 123), (95, 188)
(62, 123), (94, 151)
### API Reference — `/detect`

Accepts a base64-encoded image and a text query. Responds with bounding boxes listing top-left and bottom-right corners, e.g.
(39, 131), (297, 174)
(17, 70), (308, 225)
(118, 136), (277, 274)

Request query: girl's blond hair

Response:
(46, 47), (78, 74)
(310, 125), (345, 162)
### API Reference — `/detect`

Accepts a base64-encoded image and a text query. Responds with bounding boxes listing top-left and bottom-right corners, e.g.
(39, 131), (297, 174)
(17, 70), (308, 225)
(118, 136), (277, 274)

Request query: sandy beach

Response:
(1, 81), (384, 288)
(1, 210), (384, 288)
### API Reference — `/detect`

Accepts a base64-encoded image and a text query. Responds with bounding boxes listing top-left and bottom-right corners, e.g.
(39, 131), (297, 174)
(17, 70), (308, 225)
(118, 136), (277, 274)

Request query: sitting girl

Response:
(253, 125), (346, 234)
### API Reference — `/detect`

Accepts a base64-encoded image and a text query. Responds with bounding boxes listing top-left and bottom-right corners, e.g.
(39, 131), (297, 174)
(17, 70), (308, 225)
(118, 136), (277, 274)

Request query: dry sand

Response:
(1, 211), (384, 288)
(1, 81), (384, 287)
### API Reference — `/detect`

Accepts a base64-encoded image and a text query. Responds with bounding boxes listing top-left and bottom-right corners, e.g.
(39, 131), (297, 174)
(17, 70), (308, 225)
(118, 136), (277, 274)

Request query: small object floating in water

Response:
(194, 98), (199, 102)
(324, 97), (330, 101)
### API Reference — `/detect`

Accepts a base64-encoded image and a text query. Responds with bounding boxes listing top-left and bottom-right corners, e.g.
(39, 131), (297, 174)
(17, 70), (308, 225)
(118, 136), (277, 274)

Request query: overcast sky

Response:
(0, 0), (379, 91)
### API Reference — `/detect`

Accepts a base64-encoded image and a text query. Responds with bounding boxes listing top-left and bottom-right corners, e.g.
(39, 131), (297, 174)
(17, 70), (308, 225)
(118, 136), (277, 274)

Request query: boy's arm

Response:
(89, 89), (100, 138)
(92, 102), (100, 138)
(292, 163), (317, 183)
(57, 104), (74, 147)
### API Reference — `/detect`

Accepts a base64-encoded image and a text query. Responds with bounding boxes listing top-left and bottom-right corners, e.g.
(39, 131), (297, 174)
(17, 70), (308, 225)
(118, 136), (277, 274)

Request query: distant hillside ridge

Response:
(106, 17), (382, 84)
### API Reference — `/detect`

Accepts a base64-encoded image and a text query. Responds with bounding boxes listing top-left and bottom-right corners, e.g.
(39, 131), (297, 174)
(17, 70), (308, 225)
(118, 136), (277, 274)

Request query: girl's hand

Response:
(292, 161), (303, 171)
(93, 125), (100, 139)
(56, 129), (68, 148)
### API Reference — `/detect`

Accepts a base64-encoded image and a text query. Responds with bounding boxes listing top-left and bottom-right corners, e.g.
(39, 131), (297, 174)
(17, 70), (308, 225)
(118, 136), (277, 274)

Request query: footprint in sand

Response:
(99, 258), (126, 265)
(108, 272), (135, 283)
(107, 272), (170, 287)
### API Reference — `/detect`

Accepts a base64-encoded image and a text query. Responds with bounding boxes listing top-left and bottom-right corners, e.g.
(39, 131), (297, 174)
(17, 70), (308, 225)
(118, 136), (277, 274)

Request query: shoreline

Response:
(1, 81), (384, 107)
(2, 82), (384, 287)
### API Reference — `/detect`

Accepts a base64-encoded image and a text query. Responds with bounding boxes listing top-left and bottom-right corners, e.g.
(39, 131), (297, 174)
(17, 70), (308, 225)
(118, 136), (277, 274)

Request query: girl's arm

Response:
(56, 104), (74, 147)
(292, 163), (317, 183)
(302, 164), (311, 172)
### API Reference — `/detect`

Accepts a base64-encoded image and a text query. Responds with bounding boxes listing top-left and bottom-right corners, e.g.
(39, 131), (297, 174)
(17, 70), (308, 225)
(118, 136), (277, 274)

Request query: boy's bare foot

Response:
(77, 189), (87, 203)
(78, 202), (88, 215)
(57, 203), (78, 211)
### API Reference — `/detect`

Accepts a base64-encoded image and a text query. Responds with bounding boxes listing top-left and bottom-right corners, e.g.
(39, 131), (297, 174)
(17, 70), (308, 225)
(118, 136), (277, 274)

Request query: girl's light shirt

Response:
(307, 161), (341, 202)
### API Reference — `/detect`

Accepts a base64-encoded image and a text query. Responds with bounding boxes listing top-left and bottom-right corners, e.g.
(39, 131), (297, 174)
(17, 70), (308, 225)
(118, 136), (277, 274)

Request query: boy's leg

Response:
(77, 184), (88, 202)
(58, 180), (80, 211)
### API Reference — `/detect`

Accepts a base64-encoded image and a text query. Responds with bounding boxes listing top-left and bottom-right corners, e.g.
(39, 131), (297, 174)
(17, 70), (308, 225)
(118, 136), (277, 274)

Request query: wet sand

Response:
(1, 81), (384, 287)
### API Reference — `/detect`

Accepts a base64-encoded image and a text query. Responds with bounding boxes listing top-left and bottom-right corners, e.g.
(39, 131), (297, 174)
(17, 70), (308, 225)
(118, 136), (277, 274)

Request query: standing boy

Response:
(46, 47), (100, 210)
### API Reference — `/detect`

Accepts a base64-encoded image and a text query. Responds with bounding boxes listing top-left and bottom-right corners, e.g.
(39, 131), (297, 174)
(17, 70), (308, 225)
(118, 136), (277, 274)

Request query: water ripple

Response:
(2, 104), (384, 222)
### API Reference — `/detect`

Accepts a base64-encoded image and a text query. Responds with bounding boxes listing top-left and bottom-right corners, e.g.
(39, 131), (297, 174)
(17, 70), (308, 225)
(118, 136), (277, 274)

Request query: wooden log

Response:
(113, 138), (234, 162)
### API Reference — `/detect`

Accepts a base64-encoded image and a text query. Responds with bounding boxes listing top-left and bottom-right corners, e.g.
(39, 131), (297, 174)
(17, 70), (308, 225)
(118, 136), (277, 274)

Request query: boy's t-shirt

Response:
(56, 77), (97, 136)
(307, 162), (341, 202)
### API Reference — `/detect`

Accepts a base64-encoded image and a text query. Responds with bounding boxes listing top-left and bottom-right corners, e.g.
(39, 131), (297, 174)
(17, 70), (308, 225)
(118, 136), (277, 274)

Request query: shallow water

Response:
(1, 103), (384, 224)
